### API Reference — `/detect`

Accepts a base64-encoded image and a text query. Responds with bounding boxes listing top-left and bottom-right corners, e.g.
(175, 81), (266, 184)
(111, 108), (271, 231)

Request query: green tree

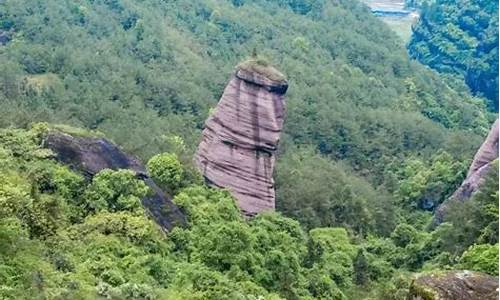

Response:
(459, 243), (499, 276)
(83, 169), (149, 214)
(353, 249), (369, 285)
(408, 0), (499, 109)
(147, 153), (183, 193)
(390, 224), (418, 248)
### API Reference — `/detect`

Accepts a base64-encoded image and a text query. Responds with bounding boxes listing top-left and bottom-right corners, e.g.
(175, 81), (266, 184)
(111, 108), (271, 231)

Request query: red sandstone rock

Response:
(466, 118), (499, 178)
(435, 118), (499, 222)
(194, 60), (288, 216)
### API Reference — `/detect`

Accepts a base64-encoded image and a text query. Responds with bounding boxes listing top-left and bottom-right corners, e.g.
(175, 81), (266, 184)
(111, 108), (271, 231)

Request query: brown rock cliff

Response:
(194, 60), (288, 216)
(435, 118), (499, 222)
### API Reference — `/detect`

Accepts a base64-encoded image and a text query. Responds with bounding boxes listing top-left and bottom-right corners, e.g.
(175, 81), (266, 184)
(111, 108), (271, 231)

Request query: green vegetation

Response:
(147, 153), (184, 193)
(437, 161), (499, 257)
(0, 0), (498, 298)
(0, 0), (494, 227)
(237, 58), (287, 82)
(0, 126), (497, 299)
(49, 124), (106, 138)
(408, 0), (499, 110)
(459, 243), (499, 275)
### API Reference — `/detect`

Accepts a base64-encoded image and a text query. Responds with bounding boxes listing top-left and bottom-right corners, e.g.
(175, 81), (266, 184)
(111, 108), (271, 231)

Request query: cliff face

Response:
(436, 119), (499, 221)
(408, 271), (499, 300)
(194, 61), (288, 216)
(44, 131), (187, 231)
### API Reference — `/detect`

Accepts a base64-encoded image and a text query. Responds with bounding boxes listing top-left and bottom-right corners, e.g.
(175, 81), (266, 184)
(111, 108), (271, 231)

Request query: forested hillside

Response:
(0, 0), (498, 299)
(0, 0), (494, 225)
(1, 125), (498, 299)
(408, 0), (499, 110)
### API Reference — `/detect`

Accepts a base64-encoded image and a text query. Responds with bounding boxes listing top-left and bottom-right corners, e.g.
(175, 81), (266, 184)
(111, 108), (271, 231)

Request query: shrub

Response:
(147, 153), (183, 193)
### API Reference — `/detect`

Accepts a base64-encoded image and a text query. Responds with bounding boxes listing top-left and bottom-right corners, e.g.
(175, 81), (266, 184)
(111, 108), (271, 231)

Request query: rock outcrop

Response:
(435, 118), (499, 222)
(465, 118), (499, 179)
(44, 130), (187, 231)
(409, 271), (499, 300)
(194, 60), (288, 216)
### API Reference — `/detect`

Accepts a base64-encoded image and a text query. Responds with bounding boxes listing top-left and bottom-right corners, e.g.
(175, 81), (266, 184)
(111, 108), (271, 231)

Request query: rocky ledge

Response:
(44, 130), (186, 231)
(409, 270), (499, 300)
(194, 60), (288, 216)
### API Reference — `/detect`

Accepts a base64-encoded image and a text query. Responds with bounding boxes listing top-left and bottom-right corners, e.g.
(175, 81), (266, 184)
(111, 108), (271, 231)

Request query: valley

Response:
(0, 0), (497, 299)
(363, 0), (419, 42)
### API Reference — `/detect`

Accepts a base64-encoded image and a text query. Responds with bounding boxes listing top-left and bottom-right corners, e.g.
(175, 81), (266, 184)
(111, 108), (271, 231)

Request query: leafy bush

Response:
(459, 244), (499, 276)
(147, 153), (183, 193)
(83, 169), (149, 214)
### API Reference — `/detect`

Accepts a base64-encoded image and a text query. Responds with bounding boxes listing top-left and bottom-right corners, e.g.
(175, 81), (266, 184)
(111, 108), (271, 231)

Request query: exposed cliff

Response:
(408, 271), (499, 300)
(44, 130), (186, 231)
(436, 119), (499, 222)
(194, 60), (288, 216)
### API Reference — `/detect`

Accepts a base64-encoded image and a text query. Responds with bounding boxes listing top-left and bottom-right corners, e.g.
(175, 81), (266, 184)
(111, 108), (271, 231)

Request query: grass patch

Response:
(237, 58), (286, 82)
(380, 15), (418, 44)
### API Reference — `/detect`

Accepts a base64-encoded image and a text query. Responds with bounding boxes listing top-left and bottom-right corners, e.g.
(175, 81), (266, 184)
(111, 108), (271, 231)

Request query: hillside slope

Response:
(0, 0), (490, 151)
(1, 124), (498, 300)
(408, 0), (499, 110)
(0, 0), (497, 264)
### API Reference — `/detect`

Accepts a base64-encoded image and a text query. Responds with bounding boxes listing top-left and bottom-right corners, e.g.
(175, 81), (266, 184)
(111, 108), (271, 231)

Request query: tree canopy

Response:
(408, 0), (499, 110)
(0, 0), (498, 298)
(0, 125), (497, 299)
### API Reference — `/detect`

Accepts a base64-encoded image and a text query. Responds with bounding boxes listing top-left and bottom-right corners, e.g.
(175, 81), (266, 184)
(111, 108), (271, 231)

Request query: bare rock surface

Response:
(409, 270), (499, 300)
(466, 118), (499, 179)
(44, 131), (186, 231)
(194, 60), (288, 216)
(435, 118), (499, 222)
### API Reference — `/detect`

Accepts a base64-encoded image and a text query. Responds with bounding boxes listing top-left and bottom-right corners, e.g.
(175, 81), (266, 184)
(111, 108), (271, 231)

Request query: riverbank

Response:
(362, 0), (419, 43)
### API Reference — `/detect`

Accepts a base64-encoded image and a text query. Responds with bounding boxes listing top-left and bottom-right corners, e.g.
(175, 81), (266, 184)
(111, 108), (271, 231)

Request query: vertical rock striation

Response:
(194, 60), (288, 216)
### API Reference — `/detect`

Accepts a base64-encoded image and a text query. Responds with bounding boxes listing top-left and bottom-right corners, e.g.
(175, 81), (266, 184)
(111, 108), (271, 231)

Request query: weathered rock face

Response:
(435, 119), (499, 222)
(409, 271), (499, 300)
(44, 131), (186, 231)
(194, 61), (288, 216)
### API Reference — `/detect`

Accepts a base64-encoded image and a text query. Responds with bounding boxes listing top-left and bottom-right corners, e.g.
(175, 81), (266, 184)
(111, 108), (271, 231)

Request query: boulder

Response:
(44, 130), (186, 231)
(194, 60), (288, 216)
(409, 270), (499, 300)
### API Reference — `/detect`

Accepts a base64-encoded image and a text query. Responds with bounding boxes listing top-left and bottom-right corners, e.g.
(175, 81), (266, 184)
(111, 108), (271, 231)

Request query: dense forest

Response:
(1, 125), (498, 299)
(408, 0), (499, 110)
(0, 0), (498, 299)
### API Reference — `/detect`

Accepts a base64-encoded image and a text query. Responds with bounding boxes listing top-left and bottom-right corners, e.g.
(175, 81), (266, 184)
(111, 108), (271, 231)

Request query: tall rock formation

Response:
(194, 60), (288, 216)
(435, 118), (499, 222)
